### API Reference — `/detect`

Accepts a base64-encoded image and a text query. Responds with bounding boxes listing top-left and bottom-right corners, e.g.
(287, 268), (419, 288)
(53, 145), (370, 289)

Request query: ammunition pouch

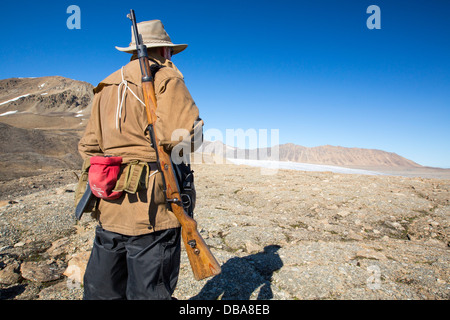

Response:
(113, 160), (151, 194)
(74, 158), (154, 216)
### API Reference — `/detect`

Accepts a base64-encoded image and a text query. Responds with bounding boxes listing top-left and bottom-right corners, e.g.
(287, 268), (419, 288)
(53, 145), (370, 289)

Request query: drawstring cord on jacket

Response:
(116, 67), (146, 130)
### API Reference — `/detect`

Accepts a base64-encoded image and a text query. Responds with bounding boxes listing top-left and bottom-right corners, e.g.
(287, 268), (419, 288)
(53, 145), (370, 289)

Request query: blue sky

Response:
(0, 0), (449, 168)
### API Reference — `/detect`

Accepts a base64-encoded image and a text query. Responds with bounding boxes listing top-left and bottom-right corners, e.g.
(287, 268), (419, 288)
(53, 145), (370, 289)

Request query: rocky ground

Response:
(0, 163), (448, 300)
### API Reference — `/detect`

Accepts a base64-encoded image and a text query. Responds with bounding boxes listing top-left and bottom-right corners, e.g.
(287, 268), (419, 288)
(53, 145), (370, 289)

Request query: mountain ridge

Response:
(200, 140), (423, 168)
(276, 143), (422, 168)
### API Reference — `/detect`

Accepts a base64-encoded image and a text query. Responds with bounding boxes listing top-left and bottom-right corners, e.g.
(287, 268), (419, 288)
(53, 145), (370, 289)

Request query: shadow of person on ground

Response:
(190, 245), (283, 300)
(0, 284), (26, 300)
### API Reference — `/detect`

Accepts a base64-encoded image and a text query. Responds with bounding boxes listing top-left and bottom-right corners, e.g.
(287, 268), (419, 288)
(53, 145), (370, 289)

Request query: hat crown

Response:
(130, 20), (172, 46)
(116, 19), (187, 55)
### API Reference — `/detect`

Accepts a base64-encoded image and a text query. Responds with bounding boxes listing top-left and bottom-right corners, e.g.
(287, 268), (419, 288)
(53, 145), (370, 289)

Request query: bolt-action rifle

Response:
(126, 9), (221, 281)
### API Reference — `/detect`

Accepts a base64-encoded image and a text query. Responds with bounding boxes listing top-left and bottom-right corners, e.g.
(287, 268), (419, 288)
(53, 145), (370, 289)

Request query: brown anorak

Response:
(78, 54), (202, 236)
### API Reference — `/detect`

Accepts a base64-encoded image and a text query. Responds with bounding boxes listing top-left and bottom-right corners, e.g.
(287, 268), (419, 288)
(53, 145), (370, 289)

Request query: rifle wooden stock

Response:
(129, 11), (221, 280)
(142, 82), (221, 280)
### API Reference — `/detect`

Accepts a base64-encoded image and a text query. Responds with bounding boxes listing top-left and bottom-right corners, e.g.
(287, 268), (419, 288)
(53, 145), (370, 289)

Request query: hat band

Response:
(130, 39), (174, 46)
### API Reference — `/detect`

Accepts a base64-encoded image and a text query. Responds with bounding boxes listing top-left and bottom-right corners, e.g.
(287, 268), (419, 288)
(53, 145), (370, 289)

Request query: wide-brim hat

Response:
(115, 20), (188, 55)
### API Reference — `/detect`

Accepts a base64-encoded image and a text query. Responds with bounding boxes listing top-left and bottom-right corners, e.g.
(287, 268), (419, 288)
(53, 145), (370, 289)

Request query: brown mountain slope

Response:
(201, 141), (422, 168)
(277, 143), (422, 168)
(0, 76), (93, 130)
(0, 76), (93, 181)
(0, 76), (93, 113)
(0, 123), (82, 181)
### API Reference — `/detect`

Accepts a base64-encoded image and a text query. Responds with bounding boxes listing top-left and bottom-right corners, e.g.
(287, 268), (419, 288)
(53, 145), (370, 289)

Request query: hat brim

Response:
(115, 42), (188, 55)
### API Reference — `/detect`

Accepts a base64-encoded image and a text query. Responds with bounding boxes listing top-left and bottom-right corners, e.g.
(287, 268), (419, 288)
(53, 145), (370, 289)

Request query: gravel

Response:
(0, 164), (449, 300)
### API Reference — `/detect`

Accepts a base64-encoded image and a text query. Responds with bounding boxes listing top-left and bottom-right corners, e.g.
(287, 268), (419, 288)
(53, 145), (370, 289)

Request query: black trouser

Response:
(83, 226), (181, 300)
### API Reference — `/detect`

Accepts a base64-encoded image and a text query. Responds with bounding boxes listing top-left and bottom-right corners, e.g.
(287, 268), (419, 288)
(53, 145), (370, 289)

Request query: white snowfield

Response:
(0, 110), (19, 117)
(0, 94), (31, 106)
(226, 158), (386, 176)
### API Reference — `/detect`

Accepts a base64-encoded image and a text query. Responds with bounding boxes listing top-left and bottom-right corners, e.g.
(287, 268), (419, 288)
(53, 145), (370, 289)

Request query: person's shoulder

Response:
(153, 62), (185, 91)
(155, 63), (184, 81)
(94, 60), (141, 93)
